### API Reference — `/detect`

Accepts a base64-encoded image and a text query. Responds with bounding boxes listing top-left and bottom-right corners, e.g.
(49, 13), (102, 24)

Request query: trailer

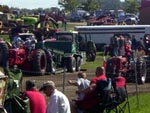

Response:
(74, 25), (150, 51)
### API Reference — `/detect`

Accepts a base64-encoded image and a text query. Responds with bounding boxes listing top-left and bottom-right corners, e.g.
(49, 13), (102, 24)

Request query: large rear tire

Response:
(67, 57), (76, 72)
(33, 49), (47, 75)
(136, 59), (147, 84)
(76, 57), (81, 71)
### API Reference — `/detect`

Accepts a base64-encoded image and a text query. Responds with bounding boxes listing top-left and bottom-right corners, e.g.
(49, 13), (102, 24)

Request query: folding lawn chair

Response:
(104, 75), (131, 113)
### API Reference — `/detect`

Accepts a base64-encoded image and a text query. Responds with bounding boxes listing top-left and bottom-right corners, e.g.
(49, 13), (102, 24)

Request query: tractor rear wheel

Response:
(76, 57), (81, 71)
(0, 42), (8, 68)
(33, 49), (47, 75)
(67, 57), (76, 72)
(136, 59), (147, 84)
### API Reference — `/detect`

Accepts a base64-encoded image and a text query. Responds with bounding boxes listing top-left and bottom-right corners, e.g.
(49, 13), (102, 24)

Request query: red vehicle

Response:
(0, 33), (50, 75)
(87, 15), (116, 25)
(105, 56), (147, 84)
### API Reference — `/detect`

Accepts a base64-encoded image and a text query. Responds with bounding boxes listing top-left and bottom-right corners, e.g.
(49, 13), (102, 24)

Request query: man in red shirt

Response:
(75, 66), (107, 111)
(25, 80), (46, 113)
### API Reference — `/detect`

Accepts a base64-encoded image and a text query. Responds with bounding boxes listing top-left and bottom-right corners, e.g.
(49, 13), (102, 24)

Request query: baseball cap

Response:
(39, 81), (55, 91)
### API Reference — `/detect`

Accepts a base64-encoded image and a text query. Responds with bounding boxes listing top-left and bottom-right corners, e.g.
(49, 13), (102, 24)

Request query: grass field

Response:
(127, 93), (150, 113)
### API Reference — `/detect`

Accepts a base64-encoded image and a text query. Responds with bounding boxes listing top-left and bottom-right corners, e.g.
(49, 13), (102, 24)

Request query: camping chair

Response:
(76, 78), (112, 113)
(96, 78), (113, 113)
(106, 75), (131, 113)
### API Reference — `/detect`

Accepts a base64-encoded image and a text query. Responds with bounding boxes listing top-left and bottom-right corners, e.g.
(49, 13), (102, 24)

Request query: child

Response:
(68, 72), (90, 100)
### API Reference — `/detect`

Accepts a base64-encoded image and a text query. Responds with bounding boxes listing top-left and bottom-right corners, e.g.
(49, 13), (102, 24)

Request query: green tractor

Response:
(21, 16), (39, 30)
(43, 31), (86, 73)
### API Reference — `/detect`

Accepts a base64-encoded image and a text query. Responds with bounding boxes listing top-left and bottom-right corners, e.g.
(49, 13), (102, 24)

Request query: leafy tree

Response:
(59, 0), (79, 12)
(123, 0), (139, 14)
(0, 5), (10, 13)
(82, 0), (100, 12)
(97, 0), (122, 11)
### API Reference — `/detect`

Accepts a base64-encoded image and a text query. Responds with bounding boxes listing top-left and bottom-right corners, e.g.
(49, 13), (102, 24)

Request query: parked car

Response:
(70, 14), (82, 22)
(124, 13), (139, 25)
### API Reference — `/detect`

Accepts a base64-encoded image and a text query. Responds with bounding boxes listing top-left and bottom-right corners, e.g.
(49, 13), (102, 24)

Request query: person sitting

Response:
(24, 36), (37, 56)
(12, 32), (24, 48)
(72, 67), (107, 113)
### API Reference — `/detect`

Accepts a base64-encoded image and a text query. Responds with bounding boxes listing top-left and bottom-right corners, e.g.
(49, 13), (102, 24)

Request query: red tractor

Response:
(105, 56), (147, 84)
(0, 32), (51, 75)
(0, 15), (61, 75)
(104, 33), (147, 84)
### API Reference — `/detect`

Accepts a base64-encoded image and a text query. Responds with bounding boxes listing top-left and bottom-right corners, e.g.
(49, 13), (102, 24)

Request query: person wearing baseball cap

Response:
(39, 81), (71, 113)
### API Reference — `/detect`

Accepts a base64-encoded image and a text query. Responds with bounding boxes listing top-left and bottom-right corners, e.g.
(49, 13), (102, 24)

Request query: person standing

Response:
(118, 35), (125, 56)
(138, 37), (145, 50)
(113, 36), (119, 56)
(62, 17), (67, 31)
(131, 35), (137, 59)
(39, 81), (71, 113)
(125, 43), (132, 64)
(25, 80), (46, 113)
(136, 46), (146, 58)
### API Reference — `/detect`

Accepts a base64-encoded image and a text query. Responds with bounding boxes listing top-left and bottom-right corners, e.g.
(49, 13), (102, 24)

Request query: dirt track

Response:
(22, 71), (150, 101)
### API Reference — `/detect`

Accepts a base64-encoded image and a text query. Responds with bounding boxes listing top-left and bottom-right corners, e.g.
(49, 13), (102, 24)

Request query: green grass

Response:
(59, 21), (86, 31)
(125, 93), (150, 113)
(0, 34), (10, 42)
(81, 52), (110, 71)
(105, 93), (150, 113)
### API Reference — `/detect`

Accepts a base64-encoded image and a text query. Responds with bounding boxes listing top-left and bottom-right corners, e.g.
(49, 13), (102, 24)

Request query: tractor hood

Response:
(44, 40), (76, 53)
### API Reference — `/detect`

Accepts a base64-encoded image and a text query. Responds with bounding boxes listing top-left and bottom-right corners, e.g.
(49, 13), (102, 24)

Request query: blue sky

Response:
(0, 0), (59, 9)
(0, 0), (125, 9)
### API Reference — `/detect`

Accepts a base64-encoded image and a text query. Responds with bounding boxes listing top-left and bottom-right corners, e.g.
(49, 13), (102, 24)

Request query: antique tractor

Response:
(0, 32), (50, 75)
(104, 33), (147, 84)
(0, 30), (86, 75)
(105, 56), (147, 84)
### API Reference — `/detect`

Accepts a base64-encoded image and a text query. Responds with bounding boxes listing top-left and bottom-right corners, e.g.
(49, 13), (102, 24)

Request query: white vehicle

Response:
(74, 25), (150, 50)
